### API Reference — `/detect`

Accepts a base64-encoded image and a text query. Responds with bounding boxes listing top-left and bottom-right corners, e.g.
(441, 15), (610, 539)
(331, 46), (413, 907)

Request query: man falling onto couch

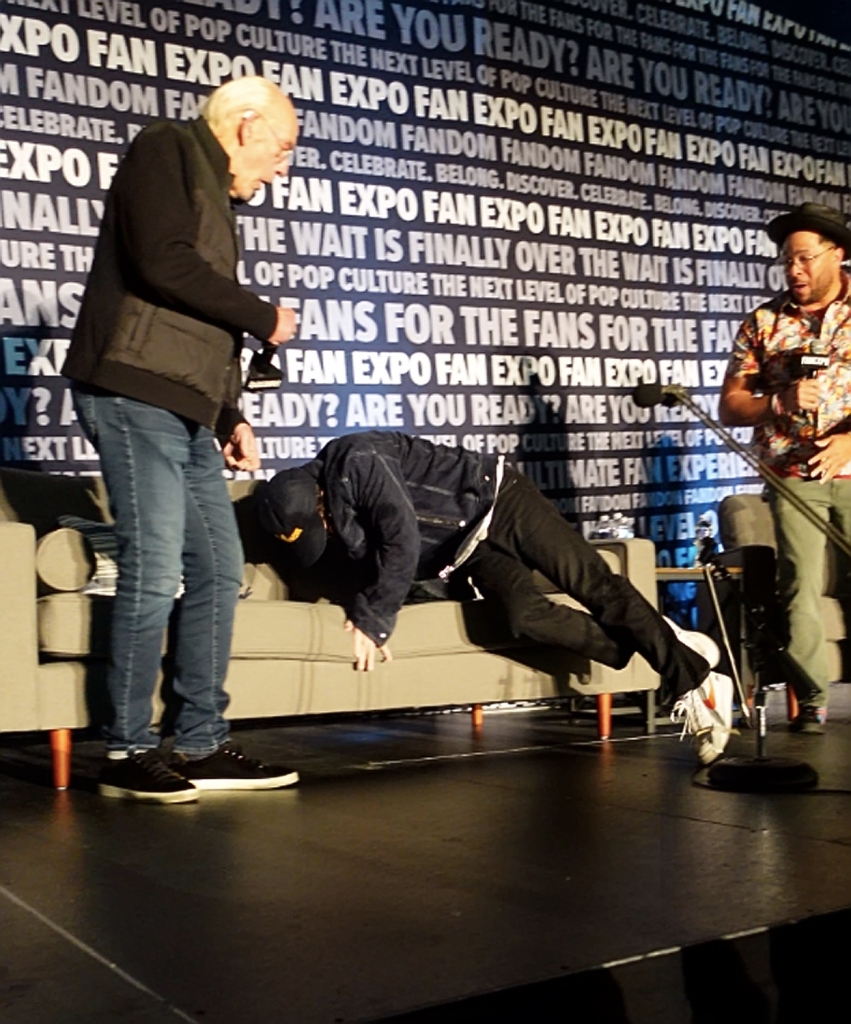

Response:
(258, 431), (734, 764)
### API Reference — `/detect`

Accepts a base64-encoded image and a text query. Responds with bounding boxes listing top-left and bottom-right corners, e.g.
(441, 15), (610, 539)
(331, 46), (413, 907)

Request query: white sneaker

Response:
(670, 672), (734, 765)
(664, 616), (720, 670)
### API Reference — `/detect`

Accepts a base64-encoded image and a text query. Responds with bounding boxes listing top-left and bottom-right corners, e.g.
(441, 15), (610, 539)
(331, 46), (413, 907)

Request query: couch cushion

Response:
(230, 593), (590, 662)
(37, 585), (592, 662)
(232, 600), (351, 660)
(38, 593), (113, 658)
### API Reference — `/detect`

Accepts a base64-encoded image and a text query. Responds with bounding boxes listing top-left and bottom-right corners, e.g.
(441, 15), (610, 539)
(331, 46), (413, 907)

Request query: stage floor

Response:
(2, 687), (850, 1023)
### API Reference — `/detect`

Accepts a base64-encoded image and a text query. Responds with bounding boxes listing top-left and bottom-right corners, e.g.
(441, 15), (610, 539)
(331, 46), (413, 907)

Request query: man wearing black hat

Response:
(258, 431), (735, 764)
(720, 202), (851, 733)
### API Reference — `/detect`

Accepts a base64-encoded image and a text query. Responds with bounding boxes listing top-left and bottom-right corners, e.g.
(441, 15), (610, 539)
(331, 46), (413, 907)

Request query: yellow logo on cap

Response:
(277, 527), (303, 543)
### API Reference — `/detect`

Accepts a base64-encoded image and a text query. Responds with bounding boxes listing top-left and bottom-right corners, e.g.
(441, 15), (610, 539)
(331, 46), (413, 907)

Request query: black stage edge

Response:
(372, 906), (851, 1024)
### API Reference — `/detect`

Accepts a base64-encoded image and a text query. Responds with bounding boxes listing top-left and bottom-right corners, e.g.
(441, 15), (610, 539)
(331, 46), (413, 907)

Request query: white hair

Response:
(202, 77), (290, 132)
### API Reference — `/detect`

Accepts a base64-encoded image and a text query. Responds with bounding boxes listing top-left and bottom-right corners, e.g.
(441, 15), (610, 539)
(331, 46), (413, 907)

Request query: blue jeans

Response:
(74, 391), (243, 755)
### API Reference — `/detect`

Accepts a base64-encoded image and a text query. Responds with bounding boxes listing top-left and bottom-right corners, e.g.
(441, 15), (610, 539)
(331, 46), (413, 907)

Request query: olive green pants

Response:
(768, 476), (851, 707)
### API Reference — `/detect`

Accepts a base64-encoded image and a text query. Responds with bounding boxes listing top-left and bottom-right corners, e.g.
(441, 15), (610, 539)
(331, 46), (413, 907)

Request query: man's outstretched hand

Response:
(345, 620), (393, 672)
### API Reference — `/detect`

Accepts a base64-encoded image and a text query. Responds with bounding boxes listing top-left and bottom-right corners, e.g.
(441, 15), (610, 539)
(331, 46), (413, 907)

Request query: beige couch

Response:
(0, 466), (661, 787)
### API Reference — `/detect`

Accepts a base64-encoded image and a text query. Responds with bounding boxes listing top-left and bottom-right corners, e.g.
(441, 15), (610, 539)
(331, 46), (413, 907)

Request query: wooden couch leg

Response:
(786, 685), (799, 723)
(596, 694), (612, 740)
(50, 729), (72, 790)
(471, 703), (484, 731)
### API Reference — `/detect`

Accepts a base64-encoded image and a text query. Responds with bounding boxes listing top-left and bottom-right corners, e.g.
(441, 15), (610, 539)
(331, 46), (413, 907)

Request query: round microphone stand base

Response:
(707, 682), (818, 792)
(707, 755), (818, 792)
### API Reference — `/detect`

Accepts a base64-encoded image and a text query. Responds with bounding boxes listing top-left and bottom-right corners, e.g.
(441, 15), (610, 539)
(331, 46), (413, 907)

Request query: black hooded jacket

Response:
(303, 432), (500, 645)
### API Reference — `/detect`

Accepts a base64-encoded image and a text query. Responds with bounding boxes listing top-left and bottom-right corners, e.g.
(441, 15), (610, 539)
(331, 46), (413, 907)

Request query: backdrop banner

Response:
(1, 0), (849, 563)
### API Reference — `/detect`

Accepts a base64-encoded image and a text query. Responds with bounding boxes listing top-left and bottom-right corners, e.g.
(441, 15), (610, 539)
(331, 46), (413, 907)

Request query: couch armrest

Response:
(592, 538), (658, 608)
(0, 522), (39, 730)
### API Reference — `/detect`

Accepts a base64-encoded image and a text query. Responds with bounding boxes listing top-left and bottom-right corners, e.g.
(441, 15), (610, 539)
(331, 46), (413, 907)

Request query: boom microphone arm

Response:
(633, 380), (851, 560)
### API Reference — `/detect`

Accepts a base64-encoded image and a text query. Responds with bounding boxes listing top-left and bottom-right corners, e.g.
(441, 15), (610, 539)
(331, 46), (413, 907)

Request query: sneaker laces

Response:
(132, 750), (187, 782)
(670, 692), (708, 743)
(216, 744), (266, 770)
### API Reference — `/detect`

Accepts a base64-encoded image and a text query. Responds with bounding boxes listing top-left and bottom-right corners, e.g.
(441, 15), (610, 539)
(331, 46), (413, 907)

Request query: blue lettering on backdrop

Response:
(0, 0), (848, 564)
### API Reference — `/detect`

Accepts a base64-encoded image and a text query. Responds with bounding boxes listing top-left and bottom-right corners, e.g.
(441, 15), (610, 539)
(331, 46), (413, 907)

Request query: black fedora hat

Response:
(256, 466), (327, 568)
(767, 202), (851, 252)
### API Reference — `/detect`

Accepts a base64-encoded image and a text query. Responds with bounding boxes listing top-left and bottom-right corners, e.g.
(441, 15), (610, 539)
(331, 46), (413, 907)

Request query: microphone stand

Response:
(641, 384), (821, 791)
(693, 536), (749, 723)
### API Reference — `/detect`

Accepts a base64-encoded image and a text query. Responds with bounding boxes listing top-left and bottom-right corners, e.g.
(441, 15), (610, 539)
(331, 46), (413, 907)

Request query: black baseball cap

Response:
(257, 466), (327, 568)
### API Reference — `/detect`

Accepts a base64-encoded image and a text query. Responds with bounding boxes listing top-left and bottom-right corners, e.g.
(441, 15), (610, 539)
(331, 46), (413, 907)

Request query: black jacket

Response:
(305, 433), (499, 644)
(64, 118), (276, 434)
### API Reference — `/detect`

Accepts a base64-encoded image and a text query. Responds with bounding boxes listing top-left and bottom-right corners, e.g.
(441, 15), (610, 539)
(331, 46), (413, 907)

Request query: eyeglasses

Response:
(778, 245), (837, 271)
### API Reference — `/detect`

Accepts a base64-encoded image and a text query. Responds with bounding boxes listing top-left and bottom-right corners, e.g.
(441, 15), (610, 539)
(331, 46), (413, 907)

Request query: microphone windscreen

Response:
(633, 381), (664, 408)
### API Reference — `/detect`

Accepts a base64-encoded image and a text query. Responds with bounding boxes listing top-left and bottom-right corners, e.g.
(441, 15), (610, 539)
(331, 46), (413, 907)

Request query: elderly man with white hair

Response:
(64, 77), (300, 802)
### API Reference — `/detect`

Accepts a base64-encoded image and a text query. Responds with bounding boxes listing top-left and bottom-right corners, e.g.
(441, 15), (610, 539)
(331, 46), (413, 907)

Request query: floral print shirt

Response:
(727, 278), (851, 476)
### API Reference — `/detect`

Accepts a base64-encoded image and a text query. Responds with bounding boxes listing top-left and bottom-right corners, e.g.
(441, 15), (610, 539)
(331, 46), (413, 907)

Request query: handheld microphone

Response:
(632, 381), (688, 408)
(790, 346), (829, 446)
(792, 352), (830, 379)
(245, 343), (284, 391)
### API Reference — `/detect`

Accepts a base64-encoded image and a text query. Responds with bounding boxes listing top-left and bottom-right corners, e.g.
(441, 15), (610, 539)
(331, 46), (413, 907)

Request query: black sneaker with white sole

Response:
(173, 744), (299, 791)
(98, 750), (199, 804)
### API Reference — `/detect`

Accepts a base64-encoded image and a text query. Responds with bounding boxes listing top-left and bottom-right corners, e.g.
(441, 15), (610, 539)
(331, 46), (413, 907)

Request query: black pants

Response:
(464, 471), (709, 699)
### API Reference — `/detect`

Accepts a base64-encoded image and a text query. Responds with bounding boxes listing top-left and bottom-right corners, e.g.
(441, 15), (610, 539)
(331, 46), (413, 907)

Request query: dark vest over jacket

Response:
(64, 118), (276, 433)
